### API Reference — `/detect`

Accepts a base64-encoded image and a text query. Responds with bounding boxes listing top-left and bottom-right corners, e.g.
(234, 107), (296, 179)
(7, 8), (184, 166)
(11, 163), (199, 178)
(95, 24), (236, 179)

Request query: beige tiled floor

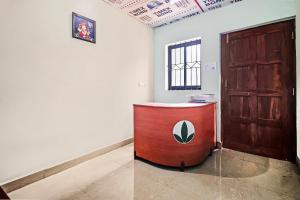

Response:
(9, 143), (300, 200)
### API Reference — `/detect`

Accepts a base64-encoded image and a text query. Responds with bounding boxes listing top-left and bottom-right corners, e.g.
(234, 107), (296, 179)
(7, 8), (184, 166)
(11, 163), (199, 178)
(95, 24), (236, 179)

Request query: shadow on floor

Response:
(135, 149), (270, 179)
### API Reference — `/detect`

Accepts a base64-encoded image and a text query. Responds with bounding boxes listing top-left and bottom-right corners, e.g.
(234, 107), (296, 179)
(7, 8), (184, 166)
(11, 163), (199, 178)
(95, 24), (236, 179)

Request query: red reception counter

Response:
(134, 102), (216, 169)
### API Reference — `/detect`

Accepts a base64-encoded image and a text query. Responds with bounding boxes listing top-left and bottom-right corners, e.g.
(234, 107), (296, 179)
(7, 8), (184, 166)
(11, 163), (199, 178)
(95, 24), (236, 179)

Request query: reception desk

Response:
(134, 102), (216, 169)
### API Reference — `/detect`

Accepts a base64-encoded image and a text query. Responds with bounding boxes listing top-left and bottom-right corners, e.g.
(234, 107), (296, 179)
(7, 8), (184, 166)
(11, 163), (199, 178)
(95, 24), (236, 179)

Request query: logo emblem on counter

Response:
(173, 120), (195, 144)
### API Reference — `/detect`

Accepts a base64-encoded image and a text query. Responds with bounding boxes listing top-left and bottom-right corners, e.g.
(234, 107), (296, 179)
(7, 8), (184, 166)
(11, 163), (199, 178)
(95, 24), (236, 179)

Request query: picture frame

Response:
(72, 12), (96, 43)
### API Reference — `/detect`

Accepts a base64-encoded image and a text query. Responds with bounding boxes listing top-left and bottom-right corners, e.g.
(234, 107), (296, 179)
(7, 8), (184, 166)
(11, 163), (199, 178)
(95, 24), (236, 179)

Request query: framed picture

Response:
(72, 12), (96, 43)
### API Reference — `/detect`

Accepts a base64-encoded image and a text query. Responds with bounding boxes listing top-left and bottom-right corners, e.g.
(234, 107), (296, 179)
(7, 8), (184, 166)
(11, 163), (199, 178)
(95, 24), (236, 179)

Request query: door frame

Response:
(220, 18), (297, 162)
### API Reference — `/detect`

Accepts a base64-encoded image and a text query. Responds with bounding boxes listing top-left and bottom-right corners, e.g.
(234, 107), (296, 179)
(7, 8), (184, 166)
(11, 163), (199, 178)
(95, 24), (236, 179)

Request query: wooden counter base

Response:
(134, 103), (216, 168)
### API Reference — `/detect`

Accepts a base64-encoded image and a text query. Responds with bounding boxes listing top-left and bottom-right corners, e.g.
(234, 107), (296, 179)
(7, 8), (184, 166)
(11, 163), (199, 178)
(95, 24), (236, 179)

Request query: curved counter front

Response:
(134, 102), (216, 168)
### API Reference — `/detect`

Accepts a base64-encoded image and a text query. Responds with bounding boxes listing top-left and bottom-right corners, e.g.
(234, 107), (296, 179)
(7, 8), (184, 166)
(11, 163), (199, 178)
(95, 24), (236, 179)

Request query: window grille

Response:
(167, 39), (201, 90)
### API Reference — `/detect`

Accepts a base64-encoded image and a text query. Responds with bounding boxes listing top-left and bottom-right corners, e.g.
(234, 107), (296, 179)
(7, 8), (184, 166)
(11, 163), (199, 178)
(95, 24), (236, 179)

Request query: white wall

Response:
(0, 0), (153, 184)
(297, 1), (300, 159)
(154, 0), (296, 142)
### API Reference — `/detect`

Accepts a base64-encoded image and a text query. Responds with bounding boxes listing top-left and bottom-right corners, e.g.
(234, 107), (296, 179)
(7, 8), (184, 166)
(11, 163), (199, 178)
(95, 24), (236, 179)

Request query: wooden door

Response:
(221, 20), (296, 162)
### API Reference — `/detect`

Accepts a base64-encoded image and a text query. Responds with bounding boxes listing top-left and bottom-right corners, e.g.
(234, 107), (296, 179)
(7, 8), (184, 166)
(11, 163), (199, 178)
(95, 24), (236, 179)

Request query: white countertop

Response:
(134, 102), (215, 108)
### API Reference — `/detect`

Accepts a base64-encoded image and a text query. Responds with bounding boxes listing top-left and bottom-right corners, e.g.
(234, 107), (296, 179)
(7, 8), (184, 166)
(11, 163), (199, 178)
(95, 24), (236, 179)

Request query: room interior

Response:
(0, 0), (300, 199)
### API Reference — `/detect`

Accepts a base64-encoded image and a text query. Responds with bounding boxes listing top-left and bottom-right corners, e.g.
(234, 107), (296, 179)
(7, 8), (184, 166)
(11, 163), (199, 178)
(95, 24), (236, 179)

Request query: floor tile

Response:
(9, 143), (300, 200)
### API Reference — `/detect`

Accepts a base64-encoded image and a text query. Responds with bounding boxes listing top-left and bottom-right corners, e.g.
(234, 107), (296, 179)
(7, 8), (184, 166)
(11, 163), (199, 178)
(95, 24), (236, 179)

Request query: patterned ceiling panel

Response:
(103, 0), (243, 27)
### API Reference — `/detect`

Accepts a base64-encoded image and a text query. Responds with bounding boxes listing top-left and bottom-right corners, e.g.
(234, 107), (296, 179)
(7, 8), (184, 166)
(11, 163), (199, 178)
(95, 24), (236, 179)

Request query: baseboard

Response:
(1, 138), (133, 193)
(297, 156), (300, 170)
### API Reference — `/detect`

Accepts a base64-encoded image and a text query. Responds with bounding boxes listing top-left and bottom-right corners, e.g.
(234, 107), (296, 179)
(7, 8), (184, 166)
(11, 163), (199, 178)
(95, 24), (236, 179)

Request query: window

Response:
(167, 38), (201, 90)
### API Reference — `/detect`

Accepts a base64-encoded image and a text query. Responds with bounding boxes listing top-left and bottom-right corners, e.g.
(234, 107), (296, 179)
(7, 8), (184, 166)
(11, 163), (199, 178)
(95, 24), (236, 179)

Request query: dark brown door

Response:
(221, 20), (296, 162)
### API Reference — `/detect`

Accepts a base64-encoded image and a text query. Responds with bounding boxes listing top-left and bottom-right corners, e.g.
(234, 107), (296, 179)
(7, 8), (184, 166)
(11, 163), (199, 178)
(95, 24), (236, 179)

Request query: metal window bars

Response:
(168, 39), (201, 90)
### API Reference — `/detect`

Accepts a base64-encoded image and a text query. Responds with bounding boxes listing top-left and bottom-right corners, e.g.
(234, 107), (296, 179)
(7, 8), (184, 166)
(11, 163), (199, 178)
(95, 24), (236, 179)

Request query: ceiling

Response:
(102, 0), (243, 27)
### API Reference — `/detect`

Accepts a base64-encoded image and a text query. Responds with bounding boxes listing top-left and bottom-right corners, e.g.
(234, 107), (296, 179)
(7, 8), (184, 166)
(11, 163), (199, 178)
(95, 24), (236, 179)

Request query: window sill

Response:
(168, 86), (202, 90)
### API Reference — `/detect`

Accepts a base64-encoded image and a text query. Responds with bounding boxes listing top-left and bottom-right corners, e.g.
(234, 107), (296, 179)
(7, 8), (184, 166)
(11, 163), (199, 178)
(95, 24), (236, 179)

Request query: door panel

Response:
(257, 96), (281, 120)
(257, 64), (282, 91)
(229, 96), (251, 118)
(229, 36), (256, 62)
(221, 20), (296, 161)
(228, 66), (252, 90)
(257, 32), (282, 60)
